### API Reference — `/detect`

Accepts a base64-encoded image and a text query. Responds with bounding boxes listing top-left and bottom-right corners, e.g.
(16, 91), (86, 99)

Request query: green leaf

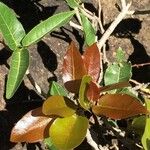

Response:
(104, 62), (132, 86)
(116, 47), (126, 62)
(80, 14), (96, 46)
(104, 49), (132, 94)
(65, 0), (80, 8)
(117, 87), (138, 98)
(0, 2), (25, 51)
(79, 75), (92, 110)
(42, 95), (77, 117)
(142, 99), (150, 150)
(6, 48), (29, 99)
(49, 81), (68, 96)
(131, 116), (146, 136)
(44, 137), (58, 150)
(22, 11), (75, 46)
(50, 114), (88, 150)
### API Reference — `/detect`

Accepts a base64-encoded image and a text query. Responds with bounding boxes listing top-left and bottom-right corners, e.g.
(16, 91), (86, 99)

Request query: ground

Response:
(0, 0), (150, 149)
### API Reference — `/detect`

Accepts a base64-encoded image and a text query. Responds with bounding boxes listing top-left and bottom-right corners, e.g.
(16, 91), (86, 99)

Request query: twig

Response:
(92, 14), (98, 31)
(81, 3), (94, 16)
(99, 145), (109, 150)
(86, 129), (100, 150)
(97, 0), (109, 64)
(130, 79), (142, 85)
(110, 139), (119, 150)
(97, 2), (132, 50)
(26, 69), (47, 99)
(134, 9), (150, 15)
(97, 0), (105, 34)
(120, 0), (126, 10)
(135, 143), (144, 149)
(130, 79), (150, 96)
(112, 127), (125, 137)
(80, 4), (99, 31)
(98, 52), (104, 83)
(96, 0), (108, 84)
(75, 7), (82, 25)
(69, 21), (83, 30)
(132, 62), (150, 68)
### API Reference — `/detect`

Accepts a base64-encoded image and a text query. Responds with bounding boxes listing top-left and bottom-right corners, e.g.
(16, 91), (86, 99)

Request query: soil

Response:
(0, 0), (150, 150)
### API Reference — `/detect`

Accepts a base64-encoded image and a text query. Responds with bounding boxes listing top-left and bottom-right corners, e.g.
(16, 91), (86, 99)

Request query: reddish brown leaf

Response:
(64, 79), (81, 93)
(62, 42), (87, 83)
(92, 94), (149, 119)
(82, 43), (100, 82)
(10, 107), (52, 143)
(100, 82), (131, 92)
(86, 81), (100, 101)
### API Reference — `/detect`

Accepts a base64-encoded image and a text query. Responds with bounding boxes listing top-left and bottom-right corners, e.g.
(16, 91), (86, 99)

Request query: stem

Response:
(130, 79), (142, 85)
(69, 21), (83, 30)
(120, 0), (126, 9)
(97, 2), (132, 50)
(134, 9), (150, 15)
(75, 7), (82, 25)
(132, 62), (150, 68)
(26, 69), (47, 99)
(86, 129), (100, 150)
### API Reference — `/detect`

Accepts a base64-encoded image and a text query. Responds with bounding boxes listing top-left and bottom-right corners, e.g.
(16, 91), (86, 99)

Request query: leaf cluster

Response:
(10, 42), (149, 150)
(0, 2), (75, 99)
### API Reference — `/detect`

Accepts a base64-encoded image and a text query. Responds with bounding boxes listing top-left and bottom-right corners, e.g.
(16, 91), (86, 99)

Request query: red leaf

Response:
(86, 81), (100, 101)
(64, 79), (81, 93)
(62, 42), (87, 83)
(92, 94), (149, 119)
(10, 107), (52, 143)
(82, 43), (100, 82)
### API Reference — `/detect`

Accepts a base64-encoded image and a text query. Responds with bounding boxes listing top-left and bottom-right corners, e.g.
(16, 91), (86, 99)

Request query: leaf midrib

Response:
(10, 51), (21, 94)
(22, 11), (74, 46)
(97, 104), (140, 112)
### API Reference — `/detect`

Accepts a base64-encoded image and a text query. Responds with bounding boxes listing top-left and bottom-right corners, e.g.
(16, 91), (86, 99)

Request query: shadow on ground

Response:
(0, 81), (43, 150)
(1, 0), (58, 32)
